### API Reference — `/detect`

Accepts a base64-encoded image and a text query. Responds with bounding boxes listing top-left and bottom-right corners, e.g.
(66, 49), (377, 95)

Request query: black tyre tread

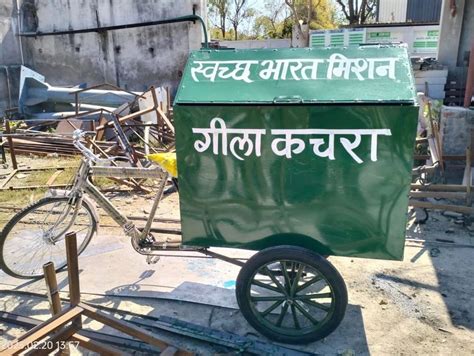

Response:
(0, 196), (97, 279)
(236, 245), (348, 344)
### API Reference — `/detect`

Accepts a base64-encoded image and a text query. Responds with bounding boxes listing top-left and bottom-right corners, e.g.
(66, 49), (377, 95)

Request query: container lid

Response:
(175, 44), (417, 105)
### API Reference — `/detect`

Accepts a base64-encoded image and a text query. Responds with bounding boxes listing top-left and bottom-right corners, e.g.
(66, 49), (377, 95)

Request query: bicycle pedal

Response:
(146, 255), (160, 264)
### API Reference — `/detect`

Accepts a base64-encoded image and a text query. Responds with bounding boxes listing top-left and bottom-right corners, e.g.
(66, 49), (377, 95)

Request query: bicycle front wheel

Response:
(0, 197), (97, 279)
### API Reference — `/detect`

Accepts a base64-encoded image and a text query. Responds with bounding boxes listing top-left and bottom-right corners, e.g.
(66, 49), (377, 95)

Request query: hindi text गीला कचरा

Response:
(192, 118), (392, 163)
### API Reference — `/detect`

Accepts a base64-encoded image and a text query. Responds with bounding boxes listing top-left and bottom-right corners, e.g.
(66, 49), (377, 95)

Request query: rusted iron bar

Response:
(464, 40), (474, 108)
(466, 147), (472, 206)
(69, 333), (123, 356)
(43, 262), (62, 315)
(4, 120), (18, 170)
(409, 199), (474, 215)
(409, 191), (466, 199)
(65, 232), (81, 307)
(2, 307), (83, 355)
(80, 303), (190, 355)
(410, 183), (468, 192)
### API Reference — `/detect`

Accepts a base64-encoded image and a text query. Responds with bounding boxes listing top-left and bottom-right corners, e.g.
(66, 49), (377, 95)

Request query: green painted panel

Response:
(175, 46), (416, 104)
(174, 105), (418, 260)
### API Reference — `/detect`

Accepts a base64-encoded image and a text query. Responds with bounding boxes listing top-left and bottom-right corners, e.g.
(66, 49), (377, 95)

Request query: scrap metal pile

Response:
(1, 67), (175, 190)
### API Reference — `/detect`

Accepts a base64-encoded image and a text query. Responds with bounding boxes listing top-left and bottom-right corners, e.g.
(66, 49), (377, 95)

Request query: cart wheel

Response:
(236, 246), (347, 344)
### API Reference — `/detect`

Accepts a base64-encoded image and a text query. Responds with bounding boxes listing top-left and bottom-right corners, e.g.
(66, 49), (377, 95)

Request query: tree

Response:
(284, 0), (336, 41)
(334, 0), (376, 25)
(209, 0), (229, 39)
(227, 0), (255, 40)
(253, 1), (287, 38)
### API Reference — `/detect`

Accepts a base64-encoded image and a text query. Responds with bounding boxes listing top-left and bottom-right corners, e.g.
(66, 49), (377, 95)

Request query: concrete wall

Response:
(0, 0), (207, 115)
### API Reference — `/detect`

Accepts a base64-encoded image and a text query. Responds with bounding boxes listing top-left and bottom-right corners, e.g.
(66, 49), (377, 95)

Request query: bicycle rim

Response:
(1, 198), (94, 278)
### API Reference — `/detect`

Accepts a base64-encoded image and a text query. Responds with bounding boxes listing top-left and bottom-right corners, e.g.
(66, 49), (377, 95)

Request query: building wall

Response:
(0, 0), (206, 115)
(378, 0), (407, 23)
(457, 0), (474, 67)
(217, 39), (291, 49)
(406, 0), (442, 23)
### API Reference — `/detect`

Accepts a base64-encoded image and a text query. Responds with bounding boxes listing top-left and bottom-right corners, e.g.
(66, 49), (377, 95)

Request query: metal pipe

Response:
(19, 14), (209, 48)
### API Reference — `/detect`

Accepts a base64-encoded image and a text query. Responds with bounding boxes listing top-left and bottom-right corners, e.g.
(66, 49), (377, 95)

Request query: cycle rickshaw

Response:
(0, 45), (418, 344)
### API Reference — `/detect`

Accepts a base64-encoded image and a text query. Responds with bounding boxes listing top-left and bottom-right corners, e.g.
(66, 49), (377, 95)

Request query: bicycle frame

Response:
(65, 158), (170, 253)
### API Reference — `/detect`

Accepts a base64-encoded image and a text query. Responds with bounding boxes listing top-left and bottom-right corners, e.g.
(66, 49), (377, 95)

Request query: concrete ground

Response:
(0, 158), (473, 354)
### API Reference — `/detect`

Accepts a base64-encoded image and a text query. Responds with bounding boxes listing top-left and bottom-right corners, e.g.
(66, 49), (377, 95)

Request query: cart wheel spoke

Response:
(281, 261), (292, 292)
(295, 275), (323, 293)
(275, 302), (289, 327)
(290, 263), (304, 296)
(260, 300), (284, 317)
(294, 301), (320, 325)
(262, 267), (287, 295)
(300, 298), (331, 312)
(290, 304), (301, 329)
(252, 279), (281, 293)
(251, 295), (286, 302)
(295, 292), (332, 300)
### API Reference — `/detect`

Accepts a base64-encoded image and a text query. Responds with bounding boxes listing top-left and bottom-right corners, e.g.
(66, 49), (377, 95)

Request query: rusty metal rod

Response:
(19, 14), (209, 48)
(4, 120), (18, 170)
(43, 262), (62, 315)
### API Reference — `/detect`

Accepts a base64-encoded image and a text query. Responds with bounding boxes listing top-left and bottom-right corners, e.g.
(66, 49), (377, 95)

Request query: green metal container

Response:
(173, 45), (418, 260)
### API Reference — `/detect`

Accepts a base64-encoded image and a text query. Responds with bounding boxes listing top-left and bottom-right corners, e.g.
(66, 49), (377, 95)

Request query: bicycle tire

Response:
(0, 196), (97, 279)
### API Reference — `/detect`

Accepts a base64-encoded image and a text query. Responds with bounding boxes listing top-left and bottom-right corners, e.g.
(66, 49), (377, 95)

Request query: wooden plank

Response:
(156, 107), (175, 134)
(46, 170), (63, 186)
(0, 169), (17, 189)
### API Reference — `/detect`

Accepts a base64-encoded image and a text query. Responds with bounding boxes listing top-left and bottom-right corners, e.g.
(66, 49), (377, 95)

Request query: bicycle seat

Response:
(146, 152), (178, 178)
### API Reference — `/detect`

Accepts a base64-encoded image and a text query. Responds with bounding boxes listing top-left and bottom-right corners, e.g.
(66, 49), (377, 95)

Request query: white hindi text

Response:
(192, 118), (392, 163)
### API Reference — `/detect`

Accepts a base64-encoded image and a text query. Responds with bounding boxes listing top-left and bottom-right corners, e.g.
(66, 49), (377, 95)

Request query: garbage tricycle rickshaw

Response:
(0, 45), (418, 344)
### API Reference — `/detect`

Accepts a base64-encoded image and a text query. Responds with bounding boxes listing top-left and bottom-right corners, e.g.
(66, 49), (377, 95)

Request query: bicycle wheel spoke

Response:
(275, 302), (289, 327)
(260, 300), (284, 317)
(294, 301), (320, 325)
(295, 275), (324, 293)
(291, 304), (301, 329)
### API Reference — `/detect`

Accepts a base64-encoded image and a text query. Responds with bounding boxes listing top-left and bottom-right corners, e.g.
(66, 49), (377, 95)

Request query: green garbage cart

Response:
(173, 44), (418, 343)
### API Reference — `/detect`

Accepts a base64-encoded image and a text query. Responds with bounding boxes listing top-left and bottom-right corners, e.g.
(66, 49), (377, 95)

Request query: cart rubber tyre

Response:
(0, 197), (97, 279)
(236, 246), (347, 344)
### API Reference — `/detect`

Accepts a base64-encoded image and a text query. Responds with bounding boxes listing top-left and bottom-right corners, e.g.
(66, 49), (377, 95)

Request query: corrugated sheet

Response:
(406, 0), (442, 22)
(378, 0), (407, 23)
